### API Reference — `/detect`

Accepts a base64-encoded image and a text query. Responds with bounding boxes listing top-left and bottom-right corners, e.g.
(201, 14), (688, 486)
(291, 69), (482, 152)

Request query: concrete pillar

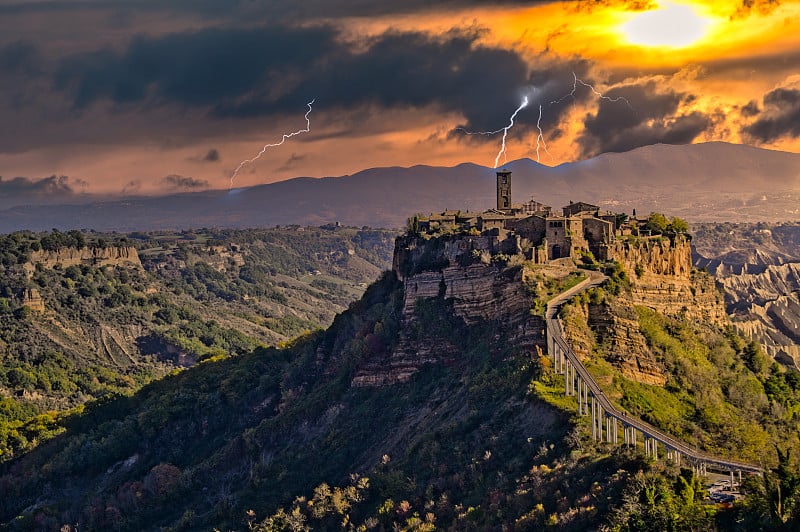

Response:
(730, 469), (735, 486)
(565, 361), (570, 395)
(591, 397), (596, 440)
(613, 418), (618, 444)
(653, 440), (658, 460)
(739, 470), (742, 484)
(597, 405), (604, 441)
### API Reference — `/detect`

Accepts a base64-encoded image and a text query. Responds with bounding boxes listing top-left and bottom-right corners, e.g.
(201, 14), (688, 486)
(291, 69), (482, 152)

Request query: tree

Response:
(645, 212), (669, 234)
(668, 217), (689, 233)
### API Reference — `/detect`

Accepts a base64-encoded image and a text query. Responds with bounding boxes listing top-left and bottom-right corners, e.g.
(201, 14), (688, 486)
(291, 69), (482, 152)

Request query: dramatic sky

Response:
(1, 0), (799, 197)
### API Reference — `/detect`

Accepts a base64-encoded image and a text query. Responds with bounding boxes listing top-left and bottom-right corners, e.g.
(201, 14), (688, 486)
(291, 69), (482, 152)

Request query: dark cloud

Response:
(742, 86), (800, 142)
(54, 24), (573, 139)
(121, 180), (141, 194)
(162, 174), (209, 190)
(55, 25), (338, 109)
(0, 40), (40, 76)
(741, 100), (760, 117)
(277, 153), (306, 172)
(578, 81), (711, 157)
(0, 0), (555, 21)
(203, 148), (220, 162)
(0, 175), (78, 199)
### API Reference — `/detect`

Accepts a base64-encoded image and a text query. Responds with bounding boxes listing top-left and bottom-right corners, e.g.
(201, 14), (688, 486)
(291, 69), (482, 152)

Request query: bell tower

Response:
(496, 170), (512, 211)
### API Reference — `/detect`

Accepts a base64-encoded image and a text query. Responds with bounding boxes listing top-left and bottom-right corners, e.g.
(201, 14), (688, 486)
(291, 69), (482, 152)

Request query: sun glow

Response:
(620, 1), (714, 48)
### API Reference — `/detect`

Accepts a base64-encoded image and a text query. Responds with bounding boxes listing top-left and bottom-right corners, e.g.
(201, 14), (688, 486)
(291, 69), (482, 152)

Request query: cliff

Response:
(562, 236), (729, 386)
(353, 234), (543, 386)
(24, 246), (142, 272)
(606, 236), (727, 326)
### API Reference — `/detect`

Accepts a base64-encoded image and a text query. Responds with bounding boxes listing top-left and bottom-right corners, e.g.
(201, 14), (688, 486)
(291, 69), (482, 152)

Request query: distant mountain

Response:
(2, 142), (799, 232)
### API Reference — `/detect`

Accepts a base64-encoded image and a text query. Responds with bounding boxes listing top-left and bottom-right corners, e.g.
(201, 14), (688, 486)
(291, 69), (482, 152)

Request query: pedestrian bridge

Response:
(545, 272), (762, 481)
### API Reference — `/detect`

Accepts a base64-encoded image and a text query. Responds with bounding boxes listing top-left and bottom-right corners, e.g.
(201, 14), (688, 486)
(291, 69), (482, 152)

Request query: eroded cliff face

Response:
(714, 263), (800, 366)
(564, 297), (667, 386)
(353, 235), (544, 386)
(607, 237), (727, 326)
(25, 246), (142, 272)
(562, 236), (729, 386)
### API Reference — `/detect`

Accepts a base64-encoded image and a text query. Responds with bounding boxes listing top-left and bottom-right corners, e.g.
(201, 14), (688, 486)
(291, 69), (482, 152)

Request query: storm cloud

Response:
(0, 175), (87, 209)
(578, 81), (711, 157)
(53, 24), (555, 135)
(162, 174), (209, 190)
(742, 86), (800, 143)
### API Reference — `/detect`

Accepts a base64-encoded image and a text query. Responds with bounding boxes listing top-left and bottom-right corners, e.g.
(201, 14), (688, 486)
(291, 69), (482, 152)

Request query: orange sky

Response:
(0, 0), (798, 196)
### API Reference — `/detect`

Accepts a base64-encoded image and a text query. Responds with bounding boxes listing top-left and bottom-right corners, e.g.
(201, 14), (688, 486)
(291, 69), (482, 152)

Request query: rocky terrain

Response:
(693, 222), (800, 367)
(562, 235), (727, 387)
(2, 225), (798, 530)
(352, 234), (548, 386)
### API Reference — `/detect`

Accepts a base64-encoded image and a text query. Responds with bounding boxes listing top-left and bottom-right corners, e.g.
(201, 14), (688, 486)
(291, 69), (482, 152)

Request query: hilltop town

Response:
(411, 169), (688, 263)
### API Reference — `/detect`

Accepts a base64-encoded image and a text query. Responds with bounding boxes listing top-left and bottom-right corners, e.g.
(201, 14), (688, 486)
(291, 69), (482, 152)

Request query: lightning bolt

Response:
(551, 72), (632, 108)
(494, 96), (529, 168)
(534, 104), (552, 163)
(456, 96), (529, 169)
(455, 72), (631, 166)
(530, 72), (633, 162)
(229, 99), (315, 188)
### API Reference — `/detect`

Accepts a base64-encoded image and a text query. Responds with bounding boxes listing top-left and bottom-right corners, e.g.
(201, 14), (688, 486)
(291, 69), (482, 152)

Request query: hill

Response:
(0, 226), (396, 460)
(2, 227), (799, 530)
(1, 142), (800, 232)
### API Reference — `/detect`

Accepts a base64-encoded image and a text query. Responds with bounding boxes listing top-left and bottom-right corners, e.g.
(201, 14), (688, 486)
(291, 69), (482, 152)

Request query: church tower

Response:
(496, 170), (512, 211)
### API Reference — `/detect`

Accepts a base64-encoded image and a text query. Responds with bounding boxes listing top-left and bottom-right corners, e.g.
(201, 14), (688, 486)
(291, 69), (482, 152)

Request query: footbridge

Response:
(545, 271), (762, 481)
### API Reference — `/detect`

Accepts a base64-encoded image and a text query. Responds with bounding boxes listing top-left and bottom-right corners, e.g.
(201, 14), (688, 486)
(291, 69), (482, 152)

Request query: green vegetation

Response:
(0, 264), (654, 531)
(556, 261), (800, 529)
(3, 227), (800, 530)
(645, 212), (689, 235)
(0, 226), (396, 462)
(525, 268), (587, 316)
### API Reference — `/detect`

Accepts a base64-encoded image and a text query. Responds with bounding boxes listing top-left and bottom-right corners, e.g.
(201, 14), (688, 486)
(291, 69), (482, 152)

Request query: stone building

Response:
(415, 169), (624, 262)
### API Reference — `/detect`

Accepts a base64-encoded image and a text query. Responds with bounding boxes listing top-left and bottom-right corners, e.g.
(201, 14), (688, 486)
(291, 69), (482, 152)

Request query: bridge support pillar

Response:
(565, 361), (571, 396)
(730, 469), (735, 487)
(570, 364), (576, 396)
(597, 404), (604, 442)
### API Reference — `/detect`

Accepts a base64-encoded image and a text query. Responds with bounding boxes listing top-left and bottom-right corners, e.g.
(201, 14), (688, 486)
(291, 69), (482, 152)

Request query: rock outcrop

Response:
(712, 262), (800, 366)
(353, 235), (543, 386)
(561, 235), (729, 386)
(607, 237), (727, 326)
(21, 288), (45, 313)
(25, 246), (142, 273)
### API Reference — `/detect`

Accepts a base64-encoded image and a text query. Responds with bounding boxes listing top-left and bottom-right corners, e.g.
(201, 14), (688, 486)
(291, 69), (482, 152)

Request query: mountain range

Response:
(2, 142), (799, 232)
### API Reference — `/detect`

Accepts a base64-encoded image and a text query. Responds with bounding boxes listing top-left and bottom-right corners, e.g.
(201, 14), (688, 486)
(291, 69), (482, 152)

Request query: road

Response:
(545, 269), (762, 475)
